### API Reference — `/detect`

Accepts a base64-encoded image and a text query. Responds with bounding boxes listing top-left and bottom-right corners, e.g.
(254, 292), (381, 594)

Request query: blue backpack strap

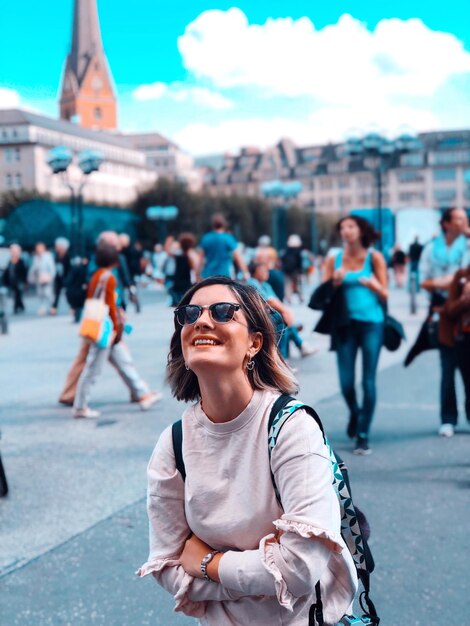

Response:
(172, 420), (186, 481)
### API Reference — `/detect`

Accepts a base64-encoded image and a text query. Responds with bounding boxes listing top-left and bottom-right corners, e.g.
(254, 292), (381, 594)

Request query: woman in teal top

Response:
(323, 216), (388, 455)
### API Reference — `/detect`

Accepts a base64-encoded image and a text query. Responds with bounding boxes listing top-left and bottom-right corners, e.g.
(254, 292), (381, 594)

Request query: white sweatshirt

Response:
(138, 389), (358, 625)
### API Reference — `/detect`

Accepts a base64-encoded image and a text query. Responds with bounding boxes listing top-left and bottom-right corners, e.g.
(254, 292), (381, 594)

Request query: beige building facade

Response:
(205, 133), (470, 214)
(0, 109), (156, 207)
(123, 132), (203, 192)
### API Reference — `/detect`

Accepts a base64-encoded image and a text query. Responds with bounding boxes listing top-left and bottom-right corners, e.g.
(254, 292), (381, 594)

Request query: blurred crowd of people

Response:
(1, 207), (469, 445)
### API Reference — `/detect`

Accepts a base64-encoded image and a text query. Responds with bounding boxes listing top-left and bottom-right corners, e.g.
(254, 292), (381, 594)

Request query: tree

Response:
(0, 189), (52, 220)
(134, 179), (271, 247)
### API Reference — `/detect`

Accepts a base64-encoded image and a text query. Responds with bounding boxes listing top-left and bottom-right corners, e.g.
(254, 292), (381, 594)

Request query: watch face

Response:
(201, 554), (211, 565)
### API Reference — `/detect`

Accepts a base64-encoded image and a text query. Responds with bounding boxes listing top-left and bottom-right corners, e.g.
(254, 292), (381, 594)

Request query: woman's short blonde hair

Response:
(167, 277), (299, 402)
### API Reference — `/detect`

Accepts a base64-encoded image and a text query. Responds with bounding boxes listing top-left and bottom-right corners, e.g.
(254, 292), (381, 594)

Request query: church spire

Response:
(59, 0), (117, 130)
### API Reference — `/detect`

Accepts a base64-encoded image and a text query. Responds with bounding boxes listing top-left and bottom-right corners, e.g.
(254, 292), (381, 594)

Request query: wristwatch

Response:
(200, 550), (220, 581)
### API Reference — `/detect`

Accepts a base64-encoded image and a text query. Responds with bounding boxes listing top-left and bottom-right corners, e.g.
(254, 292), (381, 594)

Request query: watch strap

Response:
(200, 550), (220, 581)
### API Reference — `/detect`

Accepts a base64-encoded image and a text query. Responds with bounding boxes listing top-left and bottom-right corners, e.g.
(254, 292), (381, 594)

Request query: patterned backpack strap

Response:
(267, 395), (371, 574)
(326, 445), (370, 574)
(268, 395), (380, 625)
(268, 395), (325, 505)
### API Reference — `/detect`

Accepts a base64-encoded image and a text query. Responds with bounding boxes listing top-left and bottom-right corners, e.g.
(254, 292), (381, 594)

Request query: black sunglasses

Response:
(174, 302), (242, 326)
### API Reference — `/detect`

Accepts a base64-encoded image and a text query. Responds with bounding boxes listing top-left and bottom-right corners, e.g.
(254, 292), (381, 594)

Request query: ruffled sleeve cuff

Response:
(137, 556), (180, 578)
(259, 519), (344, 611)
(273, 518), (344, 554)
(260, 533), (296, 611)
(137, 557), (207, 618)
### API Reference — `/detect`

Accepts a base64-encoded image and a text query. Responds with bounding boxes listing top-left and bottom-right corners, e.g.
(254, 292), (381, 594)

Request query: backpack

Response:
(172, 394), (380, 626)
(282, 248), (301, 274)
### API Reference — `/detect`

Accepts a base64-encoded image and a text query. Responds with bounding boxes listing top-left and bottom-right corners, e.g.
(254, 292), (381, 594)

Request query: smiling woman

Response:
(138, 276), (358, 625)
(168, 277), (297, 403)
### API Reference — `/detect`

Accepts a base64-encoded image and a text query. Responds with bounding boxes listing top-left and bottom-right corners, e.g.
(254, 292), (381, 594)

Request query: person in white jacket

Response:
(27, 242), (56, 315)
(138, 276), (357, 625)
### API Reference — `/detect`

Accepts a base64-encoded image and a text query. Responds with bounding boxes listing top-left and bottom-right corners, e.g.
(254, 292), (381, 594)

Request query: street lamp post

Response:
(146, 205), (179, 242)
(345, 133), (420, 251)
(260, 180), (303, 250)
(46, 147), (104, 256)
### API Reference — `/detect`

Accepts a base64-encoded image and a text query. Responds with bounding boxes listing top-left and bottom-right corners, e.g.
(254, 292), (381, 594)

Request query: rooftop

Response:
(0, 109), (138, 149)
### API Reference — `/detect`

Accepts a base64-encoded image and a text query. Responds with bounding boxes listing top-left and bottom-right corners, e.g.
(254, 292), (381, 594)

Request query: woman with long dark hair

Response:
(138, 277), (357, 625)
(323, 216), (388, 455)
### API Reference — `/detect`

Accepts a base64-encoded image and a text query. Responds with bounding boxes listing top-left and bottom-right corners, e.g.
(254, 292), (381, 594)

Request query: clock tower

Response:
(59, 0), (117, 130)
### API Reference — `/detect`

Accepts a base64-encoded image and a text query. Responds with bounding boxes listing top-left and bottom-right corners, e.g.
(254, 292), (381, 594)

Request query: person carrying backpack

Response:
(282, 234), (304, 303)
(138, 277), (359, 625)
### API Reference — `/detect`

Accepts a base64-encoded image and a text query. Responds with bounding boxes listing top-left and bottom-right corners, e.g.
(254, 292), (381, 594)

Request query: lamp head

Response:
(78, 149), (104, 175)
(46, 146), (73, 174)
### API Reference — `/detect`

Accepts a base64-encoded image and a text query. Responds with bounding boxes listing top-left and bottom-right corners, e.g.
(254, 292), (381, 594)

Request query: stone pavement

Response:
(1, 287), (468, 625)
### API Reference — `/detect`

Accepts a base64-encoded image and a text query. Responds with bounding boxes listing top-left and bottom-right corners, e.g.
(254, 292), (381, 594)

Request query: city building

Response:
(122, 132), (203, 192)
(59, 0), (117, 130)
(0, 109), (156, 206)
(205, 132), (470, 215)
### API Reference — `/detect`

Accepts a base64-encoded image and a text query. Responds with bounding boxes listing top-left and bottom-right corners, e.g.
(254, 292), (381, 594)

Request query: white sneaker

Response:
(73, 408), (101, 419)
(438, 424), (454, 438)
(300, 343), (319, 358)
(139, 391), (162, 411)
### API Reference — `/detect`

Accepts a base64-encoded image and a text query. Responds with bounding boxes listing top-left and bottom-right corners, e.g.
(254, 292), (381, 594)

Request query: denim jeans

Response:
(439, 344), (459, 425)
(278, 326), (303, 358)
(336, 320), (384, 439)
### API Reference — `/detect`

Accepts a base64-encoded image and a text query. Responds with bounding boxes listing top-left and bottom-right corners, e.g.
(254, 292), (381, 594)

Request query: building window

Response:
(14, 148), (20, 161)
(400, 153), (424, 167)
(433, 188), (456, 202)
(319, 178), (333, 190)
(4, 148), (12, 162)
(94, 107), (102, 120)
(433, 168), (456, 181)
(356, 174), (372, 188)
(397, 170), (424, 183)
(431, 151), (470, 165)
(6, 174), (12, 188)
(327, 161), (347, 175)
(15, 173), (22, 188)
(398, 192), (425, 202)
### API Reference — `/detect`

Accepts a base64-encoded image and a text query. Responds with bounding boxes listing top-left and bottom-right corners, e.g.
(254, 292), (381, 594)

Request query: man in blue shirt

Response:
(200, 214), (249, 279)
(420, 207), (469, 437)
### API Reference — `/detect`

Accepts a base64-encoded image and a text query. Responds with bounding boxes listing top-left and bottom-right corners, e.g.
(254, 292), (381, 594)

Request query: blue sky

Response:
(1, 1), (470, 155)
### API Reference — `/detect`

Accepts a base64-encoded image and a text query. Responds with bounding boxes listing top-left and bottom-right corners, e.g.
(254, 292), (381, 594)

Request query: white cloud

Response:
(174, 104), (441, 156)
(176, 87), (233, 109)
(133, 82), (168, 101)
(178, 9), (470, 105)
(0, 87), (21, 109)
(132, 82), (233, 109)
